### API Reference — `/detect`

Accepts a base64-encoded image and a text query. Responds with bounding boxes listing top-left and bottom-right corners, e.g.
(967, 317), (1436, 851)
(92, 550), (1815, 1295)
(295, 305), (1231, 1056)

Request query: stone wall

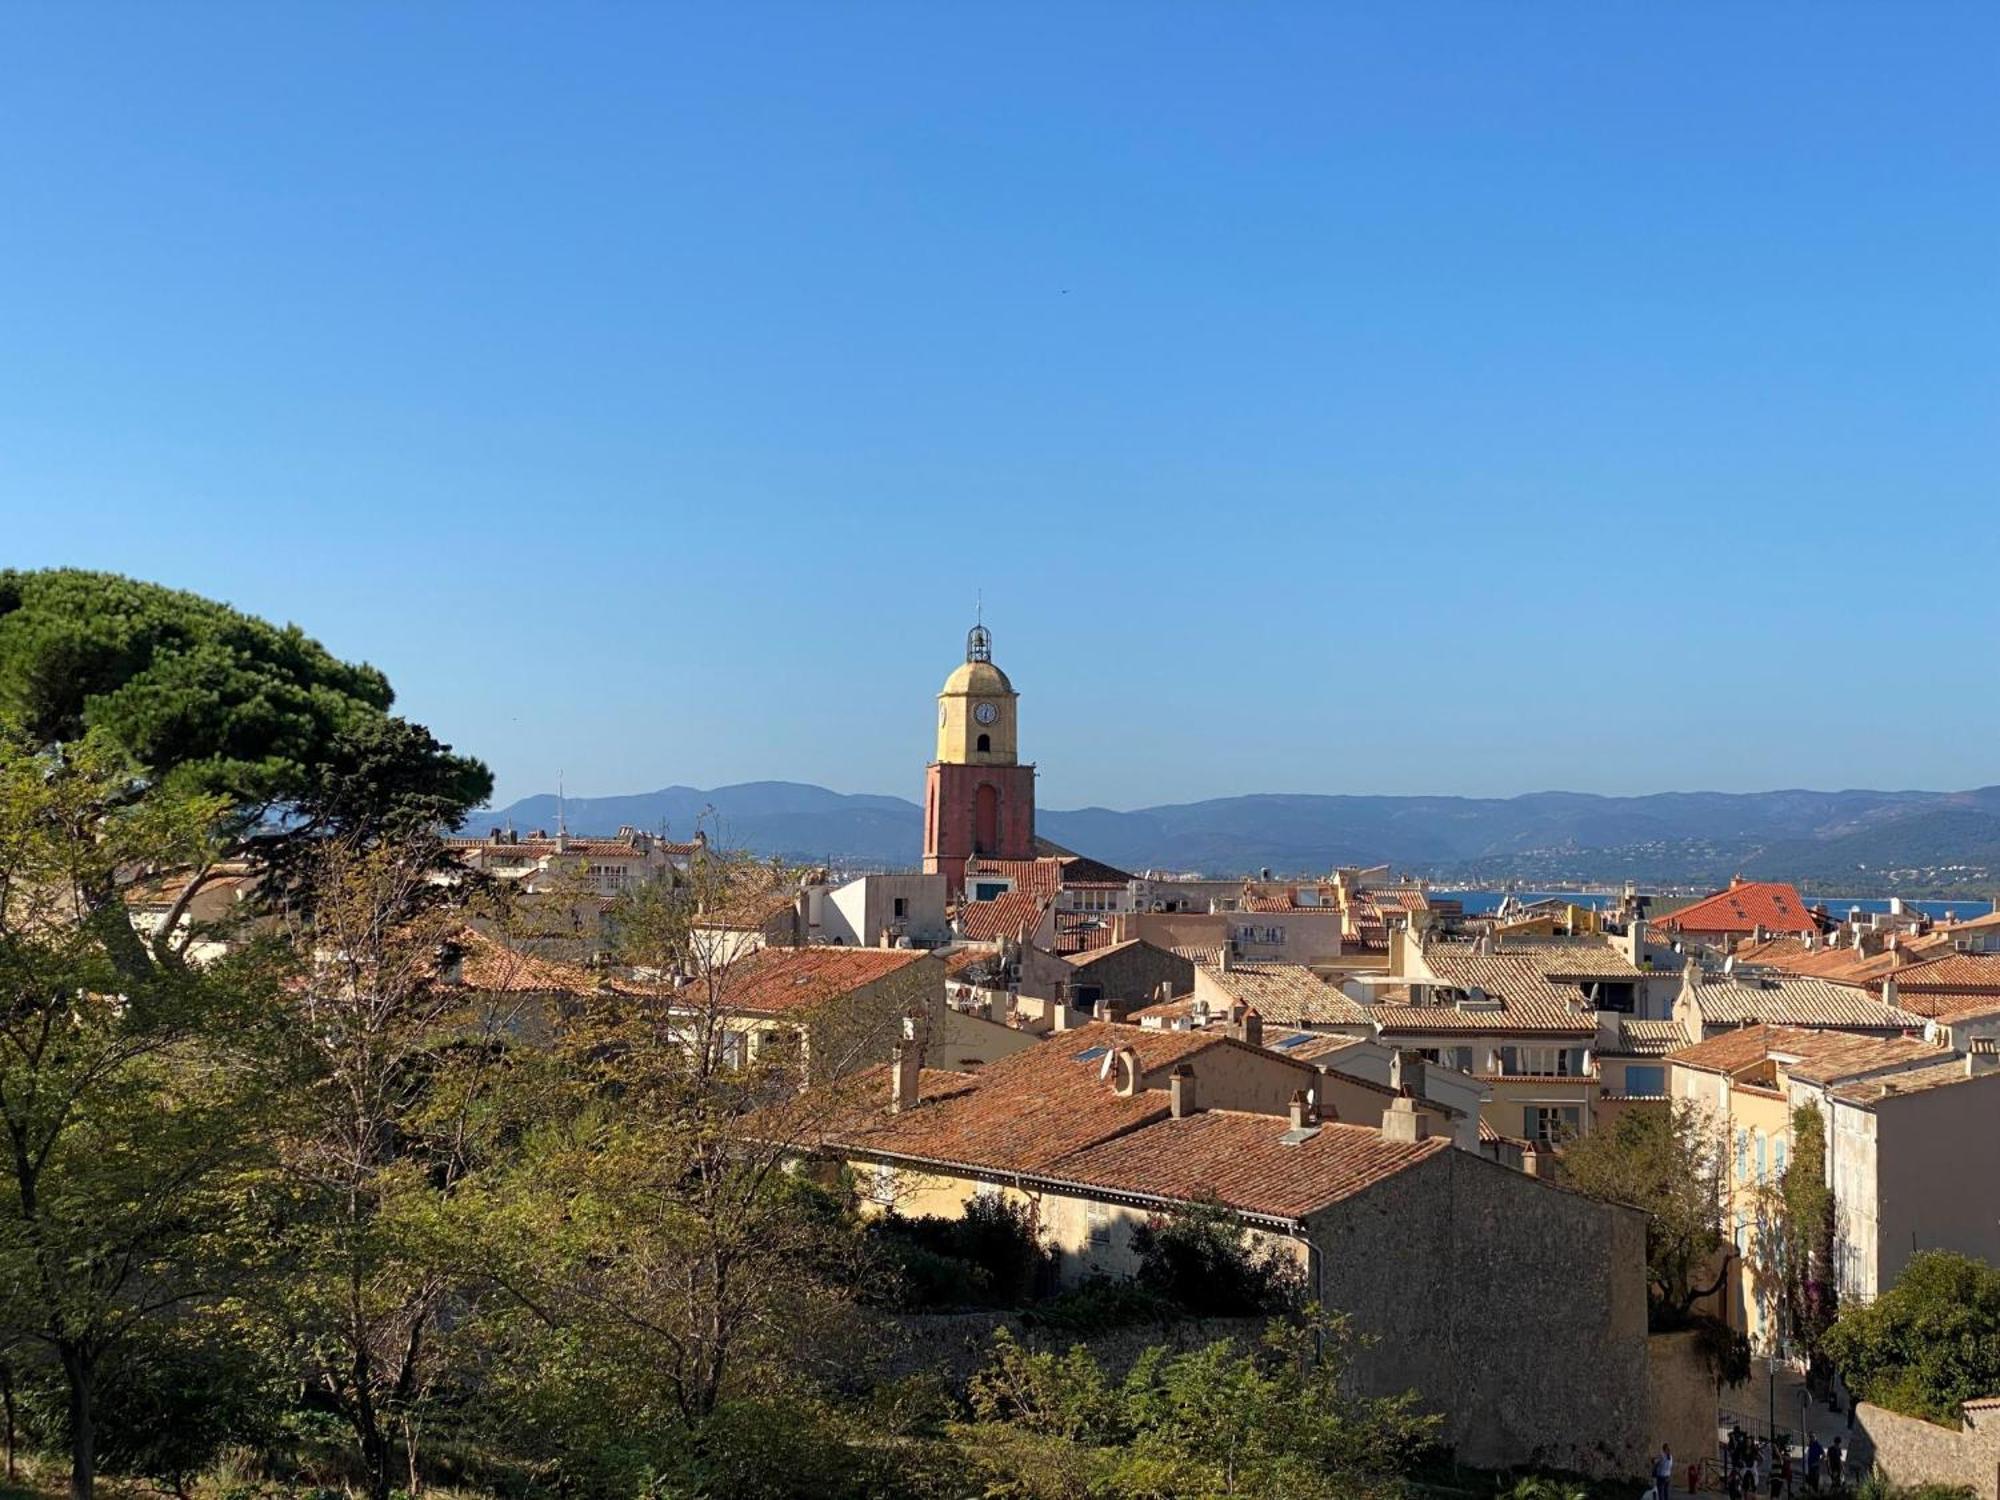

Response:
(1304, 1148), (1654, 1477)
(1856, 1401), (2000, 1500)
(1647, 1332), (1722, 1483)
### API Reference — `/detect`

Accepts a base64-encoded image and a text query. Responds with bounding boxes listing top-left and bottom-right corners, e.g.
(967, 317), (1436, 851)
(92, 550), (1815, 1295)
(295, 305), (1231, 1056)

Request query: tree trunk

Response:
(2, 1360), (16, 1482)
(60, 1343), (95, 1500)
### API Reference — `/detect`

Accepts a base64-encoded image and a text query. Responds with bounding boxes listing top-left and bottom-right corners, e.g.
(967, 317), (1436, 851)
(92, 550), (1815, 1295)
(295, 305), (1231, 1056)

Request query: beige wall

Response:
(1871, 1070), (2000, 1296)
(1857, 1402), (2000, 1500)
(1139, 1041), (1315, 1115)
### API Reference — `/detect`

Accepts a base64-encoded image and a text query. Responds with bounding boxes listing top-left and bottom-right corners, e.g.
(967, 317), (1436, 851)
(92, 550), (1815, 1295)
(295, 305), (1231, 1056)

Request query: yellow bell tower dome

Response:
(936, 623), (1019, 765)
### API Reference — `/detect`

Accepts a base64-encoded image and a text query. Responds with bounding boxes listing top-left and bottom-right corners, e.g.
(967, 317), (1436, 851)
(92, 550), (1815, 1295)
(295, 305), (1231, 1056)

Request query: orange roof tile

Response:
(957, 891), (1047, 943)
(1050, 1112), (1449, 1221)
(719, 947), (934, 1016)
(1654, 881), (1817, 937)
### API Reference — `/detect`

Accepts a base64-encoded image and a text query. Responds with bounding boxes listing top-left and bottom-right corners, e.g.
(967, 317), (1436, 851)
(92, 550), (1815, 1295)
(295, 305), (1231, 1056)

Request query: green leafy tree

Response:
(258, 837), (528, 1500)
(463, 848), (899, 1486)
(1562, 1101), (1729, 1326)
(0, 569), (491, 972)
(1771, 1105), (1840, 1374)
(1823, 1252), (2000, 1426)
(0, 733), (276, 1500)
(964, 1311), (1438, 1499)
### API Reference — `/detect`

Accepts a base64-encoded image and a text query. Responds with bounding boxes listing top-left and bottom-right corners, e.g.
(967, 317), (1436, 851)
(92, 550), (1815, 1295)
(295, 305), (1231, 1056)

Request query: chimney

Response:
(890, 1042), (921, 1114)
(1217, 944), (1233, 974)
(1169, 1062), (1197, 1118)
(1390, 1049), (1427, 1099)
(1230, 1006), (1263, 1047)
(1967, 1040), (2000, 1078)
(1113, 1045), (1141, 1097)
(1882, 976), (1900, 1012)
(1288, 1088), (1314, 1129)
(1381, 1094), (1431, 1143)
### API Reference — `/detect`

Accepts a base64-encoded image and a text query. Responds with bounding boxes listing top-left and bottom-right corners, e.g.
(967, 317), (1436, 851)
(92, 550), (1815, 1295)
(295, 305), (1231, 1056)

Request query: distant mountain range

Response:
(463, 781), (2000, 893)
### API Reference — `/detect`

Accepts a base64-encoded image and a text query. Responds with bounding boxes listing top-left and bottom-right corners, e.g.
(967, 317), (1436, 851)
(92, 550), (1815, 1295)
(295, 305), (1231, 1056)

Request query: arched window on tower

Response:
(974, 783), (999, 855)
(976, 733), (991, 753)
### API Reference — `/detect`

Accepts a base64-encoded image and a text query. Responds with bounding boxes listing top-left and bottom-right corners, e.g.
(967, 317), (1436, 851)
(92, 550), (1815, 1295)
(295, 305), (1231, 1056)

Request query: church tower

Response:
(923, 622), (1036, 896)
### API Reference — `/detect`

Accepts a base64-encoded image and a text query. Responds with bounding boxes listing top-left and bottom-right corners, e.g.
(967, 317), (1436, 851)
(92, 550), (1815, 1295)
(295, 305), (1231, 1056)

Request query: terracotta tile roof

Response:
(1686, 975), (1923, 1031)
(1372, 943), (1629, 1036)
(1171, 945), (1225, 967)
(1372, 888), (1432, 912)
(1829, 1058), (2000, 1107)
(810, 1021), (1231, 1174)
(966, 853), (1133, 897)
(942, 948), (991, 978)
(1898, 990), (2000, 1022)
(1056, 854), (1138, 886)
(1668, 1023), (1943, 1080)
(1050, 1112), (1449, 1221)
(1882, 952), (2000, 993)
(1735, 935), (1956, 985)
(449, 926), (610, 994)
(719, 947), (934, 1017)
(957, 891), (1047, 943)
(1783, 1032), (1959, 1087)
(965, 858), (1065, 898)
(1269, 1031), (1377, 1064)
(1196, 961), (1370, 1027)
(1653, 881), (1817, 937)
(1052, 912), (1120, 956)
(1613, 1019), (1690, 1056)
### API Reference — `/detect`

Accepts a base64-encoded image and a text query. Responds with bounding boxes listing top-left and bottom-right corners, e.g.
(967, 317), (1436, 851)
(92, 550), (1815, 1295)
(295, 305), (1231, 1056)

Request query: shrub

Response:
(1823, 1252), (2000, 1426)
(868, 1196), (1051, 1310)
(1129, 1198), (1304, 1318)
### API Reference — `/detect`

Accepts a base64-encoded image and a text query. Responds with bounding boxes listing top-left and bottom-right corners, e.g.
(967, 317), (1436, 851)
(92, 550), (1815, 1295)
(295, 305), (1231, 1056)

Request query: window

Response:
(1086, 1199), (1112, 1246)
(893, 897), (909, 919)
(1526, 1106), (1581, 1146)
(973, 881), (1010, 901)
(1736, 1128), (1750, 1184)
(1623, 1065), (1667, 1097)
(1774, 1137), (1788, 1180)
(1754, 1130), (1768, 1184)
(976, 733), (991, 752)
(1593, 982), (1637, 1014)
(866, 1162), (897, 1206)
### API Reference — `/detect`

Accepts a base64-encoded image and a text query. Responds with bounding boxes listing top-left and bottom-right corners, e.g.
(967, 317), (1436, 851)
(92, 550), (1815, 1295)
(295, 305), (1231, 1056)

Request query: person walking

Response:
(1806, 1436), (1824, 1492)
(1827, 1438), (1844, 1492)
(1654, 1443), (1675, 1500)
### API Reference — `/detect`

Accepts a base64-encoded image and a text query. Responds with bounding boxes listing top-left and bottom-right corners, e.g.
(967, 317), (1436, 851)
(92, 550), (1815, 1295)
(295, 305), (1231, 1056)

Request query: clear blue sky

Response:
(4, 4), (1995, 811)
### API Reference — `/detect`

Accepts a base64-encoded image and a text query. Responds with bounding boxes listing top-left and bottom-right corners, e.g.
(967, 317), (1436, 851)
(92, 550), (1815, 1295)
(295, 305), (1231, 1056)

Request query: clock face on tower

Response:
(974, 702), (999, 725)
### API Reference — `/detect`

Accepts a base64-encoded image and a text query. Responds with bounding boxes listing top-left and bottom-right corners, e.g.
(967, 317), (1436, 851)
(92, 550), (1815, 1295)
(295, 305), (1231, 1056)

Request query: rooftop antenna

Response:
(556, 771), (567, 838)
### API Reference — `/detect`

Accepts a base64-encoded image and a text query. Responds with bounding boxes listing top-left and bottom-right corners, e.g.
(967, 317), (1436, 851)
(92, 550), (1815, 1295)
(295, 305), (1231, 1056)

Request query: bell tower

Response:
(923, 621), (1036, 897)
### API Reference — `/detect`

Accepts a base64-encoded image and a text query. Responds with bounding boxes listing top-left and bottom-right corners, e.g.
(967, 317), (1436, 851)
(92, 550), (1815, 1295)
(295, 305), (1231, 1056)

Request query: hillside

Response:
(462, 781), (2000, 891)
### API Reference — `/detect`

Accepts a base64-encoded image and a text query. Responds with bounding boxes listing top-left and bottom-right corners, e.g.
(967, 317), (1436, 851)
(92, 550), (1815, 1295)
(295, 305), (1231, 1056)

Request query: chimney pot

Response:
(890, 1041), (922, 1114)
(1288, 1088), (1313, 1129)
(1113, 1045), (1141, 1097)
